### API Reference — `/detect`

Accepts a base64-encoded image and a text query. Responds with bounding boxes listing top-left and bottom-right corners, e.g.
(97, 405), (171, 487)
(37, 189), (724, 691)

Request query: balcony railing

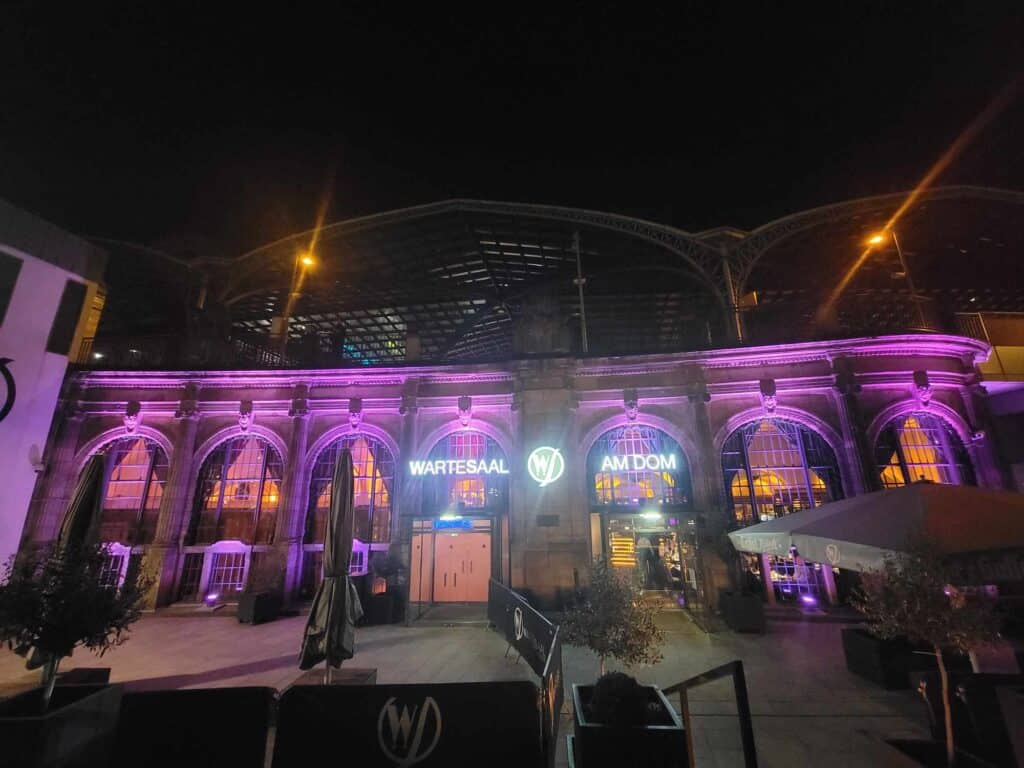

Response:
(77, 334), (296, 371)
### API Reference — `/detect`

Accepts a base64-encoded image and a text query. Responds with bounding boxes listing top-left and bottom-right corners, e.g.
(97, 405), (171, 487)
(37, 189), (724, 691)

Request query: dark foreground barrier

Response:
(273, 681), (542, 767)
(113, 686), (275, 768)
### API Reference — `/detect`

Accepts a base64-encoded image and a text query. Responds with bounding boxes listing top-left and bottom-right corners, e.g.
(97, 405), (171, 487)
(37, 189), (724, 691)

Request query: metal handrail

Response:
(663, 660), (758, 768)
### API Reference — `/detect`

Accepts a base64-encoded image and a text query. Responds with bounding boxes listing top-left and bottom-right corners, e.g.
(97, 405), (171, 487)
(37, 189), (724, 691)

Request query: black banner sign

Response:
(487, 579), (555, 677)
(541, 627), (564, 768)
(274, 682), (542, 767)
(947, 548), (1024, 585)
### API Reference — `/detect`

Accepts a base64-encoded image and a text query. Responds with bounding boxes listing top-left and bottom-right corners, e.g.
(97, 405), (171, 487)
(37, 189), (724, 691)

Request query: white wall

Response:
(0, 248), (85, 566)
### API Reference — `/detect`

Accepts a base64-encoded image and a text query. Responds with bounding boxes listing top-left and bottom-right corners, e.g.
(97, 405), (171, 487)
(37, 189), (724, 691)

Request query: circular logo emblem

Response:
(527, 446), (565, 488)
(0, 357), (15, 423)
(513, 606), (524, 641)
(377, 695), (442, 767)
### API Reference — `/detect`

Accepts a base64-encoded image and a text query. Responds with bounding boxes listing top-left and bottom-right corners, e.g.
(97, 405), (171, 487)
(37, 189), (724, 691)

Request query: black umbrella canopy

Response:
(56, 454), (105, 551)
(299, 448), (363, 671)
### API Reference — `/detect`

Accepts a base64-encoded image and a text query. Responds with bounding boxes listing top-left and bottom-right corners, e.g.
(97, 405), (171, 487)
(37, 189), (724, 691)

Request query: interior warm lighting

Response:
(439, 513), (460, 521)
(640, 511), (663, 520)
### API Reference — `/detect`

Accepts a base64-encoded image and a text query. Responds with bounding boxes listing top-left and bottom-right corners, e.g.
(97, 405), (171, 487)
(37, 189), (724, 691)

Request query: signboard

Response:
(598, 453), (678, 472)
(408, 458), (509, 476)
(527, 446), (565, 487)
(487, 579), (555, 677)
(541, 628), (564, 768)
(274, 682), (542, 767)
(434, 517), (473, 530)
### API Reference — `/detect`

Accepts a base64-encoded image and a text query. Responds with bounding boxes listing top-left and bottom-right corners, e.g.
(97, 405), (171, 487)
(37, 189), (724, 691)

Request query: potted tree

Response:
(852, 541), (999, 767)
(237, 550), (284, 625)
(563, 558), (682, 767)
(0, 542), (151, 768)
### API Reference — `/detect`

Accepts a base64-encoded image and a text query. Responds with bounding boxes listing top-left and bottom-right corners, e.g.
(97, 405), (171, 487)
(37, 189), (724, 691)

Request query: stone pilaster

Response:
(33, 403), (86, 546)
(279, 386), (311, 602)
(686, 382), (720, 521)
(145, 394), (200, 607)
(832, 358), (880, 494)
(959, 382), (1009, 489)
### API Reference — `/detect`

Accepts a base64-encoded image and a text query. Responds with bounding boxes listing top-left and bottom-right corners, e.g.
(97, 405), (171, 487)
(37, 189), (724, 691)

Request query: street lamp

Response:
(865, 229), (928, 331)
(279, 251), (316, 357)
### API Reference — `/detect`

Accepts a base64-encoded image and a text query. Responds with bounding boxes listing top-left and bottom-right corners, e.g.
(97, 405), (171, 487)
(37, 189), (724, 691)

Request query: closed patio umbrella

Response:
(298, 448), (363, 678)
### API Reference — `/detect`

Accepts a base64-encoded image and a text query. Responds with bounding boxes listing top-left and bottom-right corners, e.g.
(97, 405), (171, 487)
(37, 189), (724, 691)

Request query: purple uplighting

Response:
(205, 593), (219, 606)
(800, 594), (817, 606)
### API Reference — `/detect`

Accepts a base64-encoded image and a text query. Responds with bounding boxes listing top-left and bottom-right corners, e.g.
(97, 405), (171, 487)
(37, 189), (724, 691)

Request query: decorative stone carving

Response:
(123, 401), (141, 433)
(912, 370), (933, 408)
(399, 392), (418, 415)
(510, 390), (523, 413)
(458, 396), (472, 426)
(758, 379), (777, 414)
(832, 358), (862, 396)
(238, 400), (254, 431)
(623, 389), (638, 421)
(348, 397), (363, 430)
(289, 383), (310, 418)
(686, 383), (711, 404)
(174, 382), (200, 419)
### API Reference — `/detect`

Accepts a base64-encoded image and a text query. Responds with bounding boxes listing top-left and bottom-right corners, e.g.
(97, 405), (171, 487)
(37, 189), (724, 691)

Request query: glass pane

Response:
(588, 425), (690, 507)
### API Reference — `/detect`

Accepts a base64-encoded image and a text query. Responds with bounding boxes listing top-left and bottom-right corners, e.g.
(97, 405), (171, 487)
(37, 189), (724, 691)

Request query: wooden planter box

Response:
(0, 683), (122, 768)
(237, 591), (282, 624)
(720, 591), (766, 633)
(886, 739), (996, 767)
(572, 683), (687, 768)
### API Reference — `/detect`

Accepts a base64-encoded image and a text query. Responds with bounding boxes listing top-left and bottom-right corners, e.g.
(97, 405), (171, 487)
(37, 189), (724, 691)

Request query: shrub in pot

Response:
(719, 590), (765, 633)
(0, 543), (151, 767)
(237, 550), (283, 625)
(853, 539), (999, 767)
(572, 672), (686, 768)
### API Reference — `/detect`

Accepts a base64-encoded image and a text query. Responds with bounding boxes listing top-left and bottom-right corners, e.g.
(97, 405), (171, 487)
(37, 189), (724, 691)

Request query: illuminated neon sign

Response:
(408, 458), (509, 476)
(527, 446), (565, 487)
(599, 454), (678, 472)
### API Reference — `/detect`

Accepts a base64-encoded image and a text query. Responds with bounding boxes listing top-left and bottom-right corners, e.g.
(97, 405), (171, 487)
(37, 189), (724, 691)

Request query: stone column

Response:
(395, 386), (419, 623)
(759, 553), (777, 606)
(32, 405), (86, 546)
(820, 564), (838, 605)
(832, 358), (880, 494)
(686, 382), (721, 521)
(959, 382), (1011, 489)
(278, 386), (311, 603)
(146, 394), (200, 607)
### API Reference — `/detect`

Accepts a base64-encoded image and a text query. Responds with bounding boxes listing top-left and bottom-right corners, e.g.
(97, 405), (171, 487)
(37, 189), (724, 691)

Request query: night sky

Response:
(2, 3), (1022, 258)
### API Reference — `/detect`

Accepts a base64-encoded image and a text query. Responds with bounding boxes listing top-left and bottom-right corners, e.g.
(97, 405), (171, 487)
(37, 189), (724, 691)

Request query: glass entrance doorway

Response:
(409, 517), (493, 604)
(601, 513), (682, 591)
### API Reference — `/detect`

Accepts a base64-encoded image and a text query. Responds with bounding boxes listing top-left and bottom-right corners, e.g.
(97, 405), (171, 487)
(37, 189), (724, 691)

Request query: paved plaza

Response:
(0, 609), (928, 767)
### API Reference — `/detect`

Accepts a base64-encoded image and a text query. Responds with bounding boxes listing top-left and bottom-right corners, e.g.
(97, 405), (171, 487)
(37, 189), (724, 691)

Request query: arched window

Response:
(189, 435), (283, 545)
(722, 419), (843, 523)
(587, 425), (692, 508)
(96, 436), (168, 545)
(420, 431), (509, 515)
(875, 412), (975, 488)
(307, 434), (395, 544)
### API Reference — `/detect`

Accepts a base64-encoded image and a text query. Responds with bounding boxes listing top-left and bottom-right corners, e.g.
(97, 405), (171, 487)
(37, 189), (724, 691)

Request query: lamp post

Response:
(279, 252), (315, 358)
(867, 230), (928, 331)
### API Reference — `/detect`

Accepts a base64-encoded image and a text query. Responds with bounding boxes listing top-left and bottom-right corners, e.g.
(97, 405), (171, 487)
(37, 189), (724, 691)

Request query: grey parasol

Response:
(298, 448), (363, 677)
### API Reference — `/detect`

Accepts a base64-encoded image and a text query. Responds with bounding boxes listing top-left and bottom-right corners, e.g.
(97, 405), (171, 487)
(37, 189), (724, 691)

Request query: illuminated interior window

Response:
(722, 419), (842, 524)
(307, 434), (395, 544)
(588, 425), (691, 507)
(421, 430), (508, 514)
(191, 435), (283, 545)
(875, 413), (974, 488)
(96, 437), (168, 545)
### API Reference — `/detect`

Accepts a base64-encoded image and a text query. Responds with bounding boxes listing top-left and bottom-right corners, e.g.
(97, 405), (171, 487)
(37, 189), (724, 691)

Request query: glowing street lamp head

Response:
(299, 253), (315, 267)
(866, 233), (887, 246)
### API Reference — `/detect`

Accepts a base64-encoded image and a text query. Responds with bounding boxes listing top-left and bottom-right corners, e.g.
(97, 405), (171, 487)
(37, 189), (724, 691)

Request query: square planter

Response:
(841, 628), (916, 689)
(237, 591), (282, 624)
(0, 683), (122, 768)
(572, 683), (687, 768)
(720, 591), (766, 633)
(364, 592), (394, 625)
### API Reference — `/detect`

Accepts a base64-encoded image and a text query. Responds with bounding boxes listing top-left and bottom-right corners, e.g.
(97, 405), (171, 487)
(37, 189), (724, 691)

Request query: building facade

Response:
(19, 333), (1005, 609)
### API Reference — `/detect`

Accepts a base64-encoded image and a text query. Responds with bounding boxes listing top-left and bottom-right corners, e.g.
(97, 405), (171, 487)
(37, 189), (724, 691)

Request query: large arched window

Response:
(419, 430), (509, 515)
(587, 425), (692, 508)
(189, 435), (283, 545)
(722, 419), (843, 524)
(95, 436), (169, 545)
(875, 412), (975, 488)
(307, 433), (395, 544)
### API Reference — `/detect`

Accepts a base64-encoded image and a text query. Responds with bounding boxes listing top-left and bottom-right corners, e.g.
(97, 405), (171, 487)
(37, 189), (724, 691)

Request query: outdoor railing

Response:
(663, 659), (758, 768)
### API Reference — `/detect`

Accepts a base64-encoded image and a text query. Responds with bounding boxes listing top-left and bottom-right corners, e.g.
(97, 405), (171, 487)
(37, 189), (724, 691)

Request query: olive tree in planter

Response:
(852, 542), (998, 767)
(563, 559), (679, 767)
(562, 557), (664, 675)
(0, 542), (151, 767)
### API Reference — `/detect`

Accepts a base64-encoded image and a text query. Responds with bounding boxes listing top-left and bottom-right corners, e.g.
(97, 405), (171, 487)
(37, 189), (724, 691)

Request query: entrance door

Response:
(432, 532), (490, 602)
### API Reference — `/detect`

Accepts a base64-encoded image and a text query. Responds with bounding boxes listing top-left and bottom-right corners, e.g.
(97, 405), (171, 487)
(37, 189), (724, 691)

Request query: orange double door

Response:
(410, 531), (490, 603)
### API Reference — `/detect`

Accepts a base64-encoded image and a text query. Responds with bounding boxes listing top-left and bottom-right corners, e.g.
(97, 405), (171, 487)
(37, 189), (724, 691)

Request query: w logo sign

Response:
(527, 446), (565, 487)
(377, 696), (442, 766)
